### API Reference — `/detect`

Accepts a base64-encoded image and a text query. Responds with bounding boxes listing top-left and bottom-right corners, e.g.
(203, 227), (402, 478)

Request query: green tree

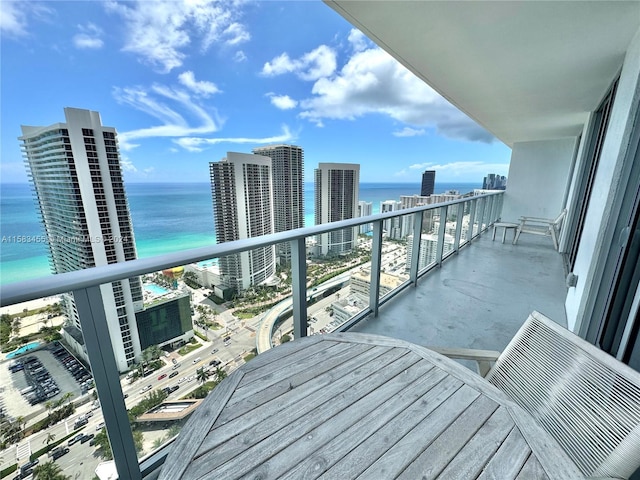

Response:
(213, 366), (227, 383)
(44, 432), (56, 453)
(196, 367), (209, 385)
(33, 460), (69, 479)
(93, 428), (112, 459)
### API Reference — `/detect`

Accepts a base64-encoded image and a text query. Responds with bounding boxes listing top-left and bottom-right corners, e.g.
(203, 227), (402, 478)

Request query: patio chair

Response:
(433, 311), (640, 479)
(513, 209), (567, 250)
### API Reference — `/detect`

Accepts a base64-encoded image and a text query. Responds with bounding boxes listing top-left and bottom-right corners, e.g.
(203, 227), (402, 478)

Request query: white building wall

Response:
(501, 138), (577, 224)
(565, 26), (640, 332)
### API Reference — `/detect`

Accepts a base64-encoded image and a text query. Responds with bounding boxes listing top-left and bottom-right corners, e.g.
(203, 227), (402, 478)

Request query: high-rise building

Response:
(381, 200), (404, 239)
(20, 108), (143, 372)
(357, 201), (373, 234)
(314, 163), (360, 256)
(210, 152), (276, 293)
(483, 173), (507, 190)
(421, 170), (436, 196)
(252, 145), (304, 264)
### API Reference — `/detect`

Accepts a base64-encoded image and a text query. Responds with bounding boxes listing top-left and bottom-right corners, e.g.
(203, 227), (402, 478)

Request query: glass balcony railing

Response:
(0, 191), (503, 479)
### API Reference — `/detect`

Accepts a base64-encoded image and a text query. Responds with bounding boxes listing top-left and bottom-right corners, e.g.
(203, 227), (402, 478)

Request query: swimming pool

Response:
(144, 283), (170, 296)
(6, 341), (41, 359)
(197, 259), (217, 268)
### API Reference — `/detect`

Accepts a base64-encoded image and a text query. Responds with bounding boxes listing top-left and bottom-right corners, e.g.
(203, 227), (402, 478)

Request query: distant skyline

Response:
(0, 1), (511, 184)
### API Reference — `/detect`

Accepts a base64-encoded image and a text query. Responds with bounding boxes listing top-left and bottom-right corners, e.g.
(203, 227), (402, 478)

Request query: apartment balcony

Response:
(3, 188), (640, 479)
(351, 231), (567, 358)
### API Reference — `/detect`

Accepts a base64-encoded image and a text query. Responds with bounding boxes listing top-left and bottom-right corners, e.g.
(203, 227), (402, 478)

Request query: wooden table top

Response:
(159, 333), (583, 480)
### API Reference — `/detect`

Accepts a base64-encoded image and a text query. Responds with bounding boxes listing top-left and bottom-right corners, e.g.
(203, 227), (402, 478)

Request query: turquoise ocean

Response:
(0, 182), (480, 286)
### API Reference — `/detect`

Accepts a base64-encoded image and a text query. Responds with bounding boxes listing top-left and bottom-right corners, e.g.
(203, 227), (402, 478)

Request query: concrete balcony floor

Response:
(350, 231), (568, 354)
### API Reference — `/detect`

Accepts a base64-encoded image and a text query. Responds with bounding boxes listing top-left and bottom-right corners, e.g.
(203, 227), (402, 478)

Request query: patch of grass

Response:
(243, 352), (256, 362)
(178, 342), (202, 355)
(194, 331), (208, 342)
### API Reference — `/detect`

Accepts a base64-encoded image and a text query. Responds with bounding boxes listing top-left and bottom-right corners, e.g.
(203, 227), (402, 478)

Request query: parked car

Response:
(96, 422), (105, 431)
(68, 433), (84, 446)
(51, 446), (69, 460)
(80, 433), (95, 444)
(172, 358), (178, 365)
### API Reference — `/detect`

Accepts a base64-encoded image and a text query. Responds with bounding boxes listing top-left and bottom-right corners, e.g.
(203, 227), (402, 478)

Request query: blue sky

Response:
(1, 0), (511, 184)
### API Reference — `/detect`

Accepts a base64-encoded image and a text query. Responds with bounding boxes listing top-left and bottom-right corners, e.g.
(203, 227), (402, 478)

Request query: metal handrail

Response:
(0, 191), (503, 307)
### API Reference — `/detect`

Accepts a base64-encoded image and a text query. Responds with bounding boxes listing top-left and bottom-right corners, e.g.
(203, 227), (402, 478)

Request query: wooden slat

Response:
(391, 394), (499, 480)
(476, 428), (532, 480)
(213, 345), (408, 431)
(183, 348), (423, 479)
(157, 370), (244, 480)
(245, 364), (451, 480)
(433, 407), (514, 479)
(516, 454), (550, 480)
(239, 334), (327, 374)
(322, 385), (483, 480)
(280, 373), (462, 480)
(222, 342), (376, 418)
(233, 340), (345, 395)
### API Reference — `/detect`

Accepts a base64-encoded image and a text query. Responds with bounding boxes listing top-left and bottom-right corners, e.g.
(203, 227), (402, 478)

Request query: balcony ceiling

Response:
(325, 1), (640, 146)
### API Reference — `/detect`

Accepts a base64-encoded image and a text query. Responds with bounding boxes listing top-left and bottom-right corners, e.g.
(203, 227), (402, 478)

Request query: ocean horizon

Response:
(0, 181), (481, 286)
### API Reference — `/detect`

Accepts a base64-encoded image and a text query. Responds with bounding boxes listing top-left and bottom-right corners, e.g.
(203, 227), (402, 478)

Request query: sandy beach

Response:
(0, 296), (61, 316)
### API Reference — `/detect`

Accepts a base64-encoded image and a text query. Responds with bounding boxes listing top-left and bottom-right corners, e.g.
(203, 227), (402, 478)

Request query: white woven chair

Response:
(445, 311), (640, 479)
(513, 209), (567, 250)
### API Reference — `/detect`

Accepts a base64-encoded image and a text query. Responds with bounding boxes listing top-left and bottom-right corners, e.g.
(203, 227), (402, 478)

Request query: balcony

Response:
(1, 193), (514, 479)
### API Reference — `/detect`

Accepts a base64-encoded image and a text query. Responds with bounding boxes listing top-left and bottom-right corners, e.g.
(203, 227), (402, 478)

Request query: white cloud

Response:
(120, 157), (138, 172)
(0, 1), (53, 38)
(234, 50), (247, 62)
(113, 82), (222, 150)
(393, 127), (425, 137)
(178, 71), (220, 97)
(104, 0), (248, 73)
(73, 23), (104, 49)
(347, 28), (369, 53)
(262, 45), (337, 81)
(222, 22), (250, 46)
(267, 93), (298, 110)
(264, 34), (494, 143)
(174, 125), (295, 152)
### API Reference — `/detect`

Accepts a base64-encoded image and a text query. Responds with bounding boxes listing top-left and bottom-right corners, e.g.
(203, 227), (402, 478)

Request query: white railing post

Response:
(369, 220), (383, 317)
(290, 237), (307, 339)
(477, 197), (487, 233)
(436, 206), (448, 266)
(73, 286), (142, 480)
(468, 198), (478, 240)
(454, 202), (465, 252)
(409, 211), (424, 285)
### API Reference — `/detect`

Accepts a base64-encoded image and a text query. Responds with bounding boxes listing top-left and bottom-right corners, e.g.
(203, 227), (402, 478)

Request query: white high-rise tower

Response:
(210, 152), (276, 293)
(251, 145), (304, 264)
(314, 163), (360, 256)
(20, 108), (143, 372)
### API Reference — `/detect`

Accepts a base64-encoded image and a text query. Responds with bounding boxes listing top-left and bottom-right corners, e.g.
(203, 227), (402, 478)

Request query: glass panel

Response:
(307, 228), (370, 334)
(378, 213), (411, 300)
(441, 205), (457, 261)
(0, 295), (106, 479)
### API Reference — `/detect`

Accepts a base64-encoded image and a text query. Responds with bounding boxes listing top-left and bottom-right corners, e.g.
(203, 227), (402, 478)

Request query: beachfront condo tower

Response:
(251, 145), (304, 265)
(210, 152), (276, 293)
(314, 163), (360, 256)
(20, 107), (144, 372)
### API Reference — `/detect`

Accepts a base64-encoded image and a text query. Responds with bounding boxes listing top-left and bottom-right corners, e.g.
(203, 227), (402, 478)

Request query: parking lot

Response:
(0, 343), (90, 420)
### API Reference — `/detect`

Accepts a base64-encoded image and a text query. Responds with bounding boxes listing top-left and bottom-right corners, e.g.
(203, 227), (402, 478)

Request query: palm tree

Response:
(44, 432), (56, 453)
(196, 367), (209, 385)
(213, 366), (227, 384)
(33, 460), (69, 479)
